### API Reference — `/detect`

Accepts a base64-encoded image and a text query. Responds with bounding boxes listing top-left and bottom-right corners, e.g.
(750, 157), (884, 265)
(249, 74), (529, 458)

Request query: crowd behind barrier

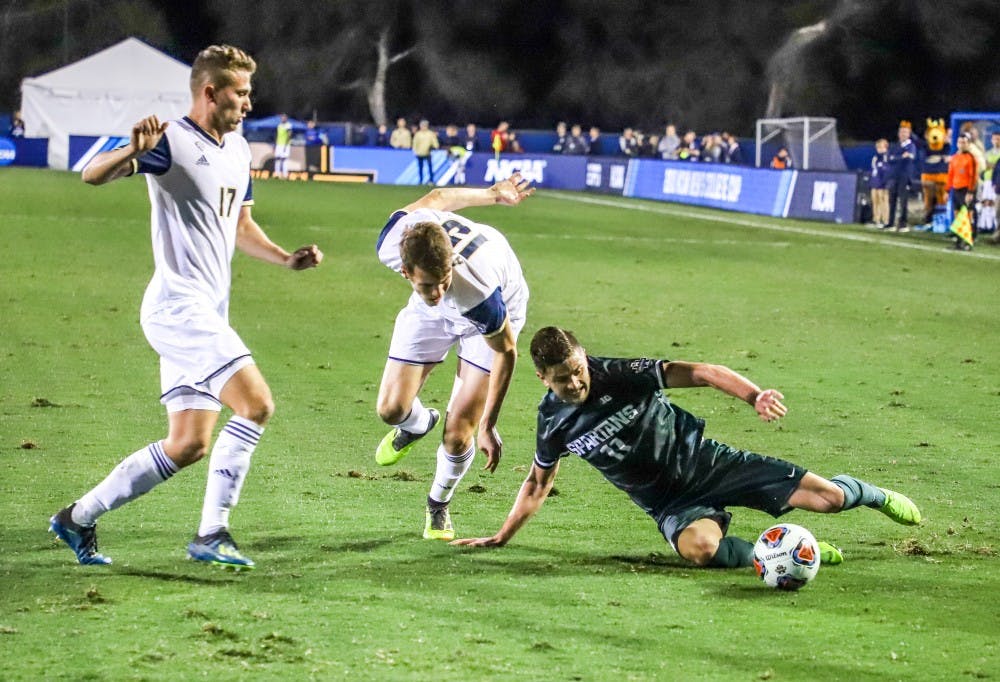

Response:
(7, 111), (998, 239)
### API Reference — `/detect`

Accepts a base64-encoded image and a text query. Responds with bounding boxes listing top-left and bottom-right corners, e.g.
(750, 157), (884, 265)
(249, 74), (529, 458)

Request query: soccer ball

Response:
(752, 523), (820, 591)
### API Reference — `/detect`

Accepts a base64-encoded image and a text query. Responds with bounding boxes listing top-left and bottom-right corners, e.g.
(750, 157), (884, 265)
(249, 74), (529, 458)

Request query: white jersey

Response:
(376, 207), (528, 336)
(133, 117), (254, 320)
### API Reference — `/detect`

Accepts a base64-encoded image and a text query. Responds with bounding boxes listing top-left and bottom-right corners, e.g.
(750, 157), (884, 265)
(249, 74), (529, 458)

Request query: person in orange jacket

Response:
(947, 132), (978, 250)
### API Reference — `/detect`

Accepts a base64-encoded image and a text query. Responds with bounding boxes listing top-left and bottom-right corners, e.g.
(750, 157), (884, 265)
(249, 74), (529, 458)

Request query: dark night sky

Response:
(3, 0), (999, 140)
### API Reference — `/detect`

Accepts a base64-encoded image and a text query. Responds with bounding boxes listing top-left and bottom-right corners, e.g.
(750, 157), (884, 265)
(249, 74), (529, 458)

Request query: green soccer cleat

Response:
(817, 541), (843, 565)
(877, 488), (922, 526)
(423, 505), (454, 541)
(375, 408), (440, 466)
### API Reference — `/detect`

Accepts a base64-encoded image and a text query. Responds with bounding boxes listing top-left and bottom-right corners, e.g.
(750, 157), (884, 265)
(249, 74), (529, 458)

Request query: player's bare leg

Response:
(375, 360), (439, 465)
(424, 361), (489, 540)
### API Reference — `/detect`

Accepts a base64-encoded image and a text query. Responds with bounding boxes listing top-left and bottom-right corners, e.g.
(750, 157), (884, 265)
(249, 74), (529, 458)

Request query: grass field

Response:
(1, 167), (998, 681)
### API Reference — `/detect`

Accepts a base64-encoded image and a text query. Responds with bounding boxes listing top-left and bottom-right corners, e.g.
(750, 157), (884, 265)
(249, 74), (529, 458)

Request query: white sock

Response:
(198, 416), (263, 537)
(429, 443), (474, 505)
(396, 397), (433, 434)
(72, 441), (178, 526)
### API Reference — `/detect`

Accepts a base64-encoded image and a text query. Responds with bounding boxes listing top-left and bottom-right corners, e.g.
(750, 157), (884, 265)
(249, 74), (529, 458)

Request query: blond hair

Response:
(190, 45), (256, 94)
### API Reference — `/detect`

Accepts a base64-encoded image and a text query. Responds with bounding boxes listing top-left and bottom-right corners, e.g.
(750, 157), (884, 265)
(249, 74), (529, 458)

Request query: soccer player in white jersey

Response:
(49, 45), (323, 569)
(375, 172), (534, 540)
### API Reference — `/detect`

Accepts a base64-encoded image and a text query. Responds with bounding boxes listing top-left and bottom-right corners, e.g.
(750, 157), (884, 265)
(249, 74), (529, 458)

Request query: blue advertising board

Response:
(0, 137), (15, 166)
(625, 159), (793, 216)
(466, 152), (588, 190)
(623, 159), (858, 223)
(583, 157), (628, 195)
(784, 170), (858, 224)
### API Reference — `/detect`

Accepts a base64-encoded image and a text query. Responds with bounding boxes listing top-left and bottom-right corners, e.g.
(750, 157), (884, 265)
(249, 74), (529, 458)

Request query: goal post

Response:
(755, 117), (847, 171)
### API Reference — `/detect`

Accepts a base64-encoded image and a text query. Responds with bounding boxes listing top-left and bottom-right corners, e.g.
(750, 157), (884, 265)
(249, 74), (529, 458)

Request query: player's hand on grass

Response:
(287, 245), (323, 270)
(450, 535), (506, 548)
(131, 116), (168, 154)
(491, 171), (535, 205)
(478, 425), (503, 472)
(754, 389), (786, 422)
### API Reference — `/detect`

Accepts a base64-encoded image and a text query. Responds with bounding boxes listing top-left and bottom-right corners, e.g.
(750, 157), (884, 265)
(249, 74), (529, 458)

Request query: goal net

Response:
(755, 117), (846, 171)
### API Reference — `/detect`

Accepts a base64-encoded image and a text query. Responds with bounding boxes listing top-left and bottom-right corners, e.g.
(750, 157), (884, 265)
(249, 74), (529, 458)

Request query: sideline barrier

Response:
(624, 159), (858, 223)
(62, 138), (858, 224)
(1, 137), (49, 167)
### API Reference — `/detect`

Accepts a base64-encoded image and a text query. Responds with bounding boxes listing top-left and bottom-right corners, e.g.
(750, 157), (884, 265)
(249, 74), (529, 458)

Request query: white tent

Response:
(21, 38), (190, 169)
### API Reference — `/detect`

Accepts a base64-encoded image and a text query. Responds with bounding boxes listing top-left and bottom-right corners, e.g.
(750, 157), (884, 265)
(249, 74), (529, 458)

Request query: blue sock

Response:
(707, 536), (754, 568)
(831, 474), (887, 510)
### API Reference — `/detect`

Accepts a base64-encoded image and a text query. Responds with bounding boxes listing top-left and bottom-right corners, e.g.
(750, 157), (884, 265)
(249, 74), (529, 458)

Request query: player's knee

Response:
(442, 423), (474, 454)
(165, 436), (211, 467)
(376, 398), (408, 426)
(679, 533), (721, 567)
(240, 394), (275, 426)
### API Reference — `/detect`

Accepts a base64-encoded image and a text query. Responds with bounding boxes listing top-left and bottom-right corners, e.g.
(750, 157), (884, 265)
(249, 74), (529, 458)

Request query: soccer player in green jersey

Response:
(453, 327), (921, 569)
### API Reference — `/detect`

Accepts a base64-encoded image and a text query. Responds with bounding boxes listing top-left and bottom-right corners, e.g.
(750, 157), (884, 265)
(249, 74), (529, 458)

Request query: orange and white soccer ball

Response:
(752, 523), (820, 591)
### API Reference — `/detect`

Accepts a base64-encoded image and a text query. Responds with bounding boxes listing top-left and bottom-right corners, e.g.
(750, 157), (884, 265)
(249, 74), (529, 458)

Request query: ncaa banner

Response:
(783, 170), (858, 224)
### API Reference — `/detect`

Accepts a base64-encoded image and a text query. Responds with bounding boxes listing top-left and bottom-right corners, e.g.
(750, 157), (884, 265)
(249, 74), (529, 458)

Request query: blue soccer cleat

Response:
(187, 529), (255, 570)
(49, 504), (112, 565)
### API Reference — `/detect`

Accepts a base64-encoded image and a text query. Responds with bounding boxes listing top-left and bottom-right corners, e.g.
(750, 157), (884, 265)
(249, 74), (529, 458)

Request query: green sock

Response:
(831, 474), (887, 510)
(707, 536), (754, 568)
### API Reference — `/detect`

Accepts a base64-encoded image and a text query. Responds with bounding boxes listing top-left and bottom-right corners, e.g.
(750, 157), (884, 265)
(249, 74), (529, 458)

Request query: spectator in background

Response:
(464, 123), (480, 154)
(390, 117), (412, 149)
(887, 120), (918, 231)
(443, 124), (470, 185)
(770, 146), (792, 169)
(677, 130), (701, 162)
(947, 132), (978, 250)
(587, 126), (602, 155)
(619, 127), (640, 157)
(506, 131), (524, 154)
(304, 120), (327, 173)
(642, 133), (660, 158)
(868, 138), (891, 228)
(978, 131), (1000, 235)
(721, 132), (743, 165)
(490, 121), (510, 155)
(552, 122), (567, 154)
(273, 113), (292, 179)
(375, 123), (390, 147)
(700, 134), (722, 163)
(564, 124), (589, 155)
(658, 124), (680, 160)
(9, 110), (25, 137)
(412, 119), (439, 184)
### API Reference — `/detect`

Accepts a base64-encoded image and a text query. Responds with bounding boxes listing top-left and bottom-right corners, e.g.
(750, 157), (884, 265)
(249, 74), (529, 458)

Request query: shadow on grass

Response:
(114, 567), (241, 585)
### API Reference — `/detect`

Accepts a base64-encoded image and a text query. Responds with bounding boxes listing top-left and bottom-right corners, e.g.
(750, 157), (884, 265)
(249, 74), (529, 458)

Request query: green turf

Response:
(1, 167), (997, 680)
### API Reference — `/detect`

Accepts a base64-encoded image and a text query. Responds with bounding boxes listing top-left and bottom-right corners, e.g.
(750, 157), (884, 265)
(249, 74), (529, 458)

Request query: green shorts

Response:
(655, 438), (806, 550)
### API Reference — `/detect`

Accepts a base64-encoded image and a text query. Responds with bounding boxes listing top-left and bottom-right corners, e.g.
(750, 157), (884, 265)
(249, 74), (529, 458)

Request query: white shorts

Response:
(141, 300), (255, 412)
(274, 144), (291, 159)
(388, 295), (526, 373)
(980, 182), (996, 202)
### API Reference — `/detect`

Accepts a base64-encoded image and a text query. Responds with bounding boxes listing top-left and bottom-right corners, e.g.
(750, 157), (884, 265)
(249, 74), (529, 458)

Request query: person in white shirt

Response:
(49, 44), (323, 570)
(374, 173), (533, 540)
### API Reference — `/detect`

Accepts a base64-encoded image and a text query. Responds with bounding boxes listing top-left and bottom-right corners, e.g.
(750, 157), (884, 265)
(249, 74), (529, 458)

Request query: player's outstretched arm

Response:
(235, 206), (323, 269)
(403, 171), (535, 213)
(451, 461), (559, 547)
(663, 361), (787, 422)
(477, 320), (518, 471)
(82, 115), (168, 185)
